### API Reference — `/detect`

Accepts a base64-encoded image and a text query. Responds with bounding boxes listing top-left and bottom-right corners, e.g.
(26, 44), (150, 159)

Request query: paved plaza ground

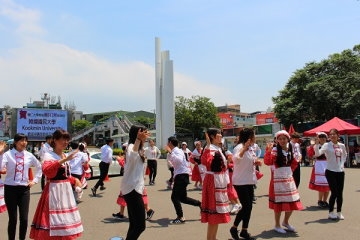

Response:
(1, 160), (359, 239)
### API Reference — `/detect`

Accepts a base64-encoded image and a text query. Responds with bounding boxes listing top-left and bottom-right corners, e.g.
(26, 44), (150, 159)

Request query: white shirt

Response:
(101, 144), (113, 163)
(192, 148), (202, 158)
(315, 141), (347, 172)
(290, 141), (302, 161)
(121, 143), (145, 195)
(232, 143), (257, 185)
(144, 145), (161, 160)
(0, 148), (42, 186)
(169, 147), (191, 177)
(251, 143), (262, 158)
(69, 151), (88, 175)
(39, 142), (53, 162)
(182, 148), (191, 161)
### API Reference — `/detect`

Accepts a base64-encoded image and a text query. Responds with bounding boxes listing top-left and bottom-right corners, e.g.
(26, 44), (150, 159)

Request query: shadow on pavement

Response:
(102, 217), (129, 224)
(256, 229), (300, 239)
(304, 218), (340, 225)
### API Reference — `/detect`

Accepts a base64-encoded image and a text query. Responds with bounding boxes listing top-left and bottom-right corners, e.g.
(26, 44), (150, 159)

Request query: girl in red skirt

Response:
(30, 129), (83, 240)
(264, 130), (303, 234)
(308, 132), (330, 208)
(201, 128), (230, 240)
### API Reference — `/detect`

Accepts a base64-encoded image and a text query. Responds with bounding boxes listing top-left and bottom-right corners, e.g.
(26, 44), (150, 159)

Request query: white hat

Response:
(181, 142), (187, 145)
(275, 130), (290, 139)
(316, 132), (328, 138)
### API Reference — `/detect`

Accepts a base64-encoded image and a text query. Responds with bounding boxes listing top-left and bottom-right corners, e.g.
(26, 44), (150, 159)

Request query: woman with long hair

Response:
(121, 124), (150, 240)
(308, 132), (330, 208)
(264, 130), (303, 234)
(0, 134), (42, 240)
(201, 128), (230, 240)
(30, 129), (83, 240)
(230, 128), (261, 240)
(314, 128), (347, 220)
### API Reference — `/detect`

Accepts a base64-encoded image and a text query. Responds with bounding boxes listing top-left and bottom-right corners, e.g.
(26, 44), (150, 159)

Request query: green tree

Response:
(134, 116), (154, 129)
(175, 95), (220, 140)
(273, 44), (360, 127)
(72, 119), (92, 132)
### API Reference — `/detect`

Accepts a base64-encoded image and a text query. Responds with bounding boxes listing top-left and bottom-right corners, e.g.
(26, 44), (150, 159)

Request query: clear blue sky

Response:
(0, 0), (359, 114)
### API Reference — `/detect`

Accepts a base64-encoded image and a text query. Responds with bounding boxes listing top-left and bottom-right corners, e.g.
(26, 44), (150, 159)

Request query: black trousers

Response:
(325, 169), (345, 212)
(4, 185), (30, 240)
(233, 185), (254, 229)
(171, 174), (201, 218)
(147, 159), (157, 182)
(293, 163), (301, 188)
(168, 167), (174, 183)
(94, 161), (110, 189)
(41, 174), (46, 190)
(124, 190), (146, 240)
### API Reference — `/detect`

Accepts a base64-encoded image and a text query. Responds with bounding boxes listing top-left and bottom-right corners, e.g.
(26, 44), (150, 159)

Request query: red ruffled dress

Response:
(30, 158), (83, 240)
(264, 148), (303, 212)
(308, 146), (330, 192)
(226, 161), (238, 201)
(200, 145), (230, 224)
(0, 174), (6, 213)
(189, 149), (202, 182)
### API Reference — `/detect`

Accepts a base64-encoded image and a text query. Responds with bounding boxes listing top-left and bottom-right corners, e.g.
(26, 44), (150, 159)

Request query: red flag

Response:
(288, 124), (295, 135)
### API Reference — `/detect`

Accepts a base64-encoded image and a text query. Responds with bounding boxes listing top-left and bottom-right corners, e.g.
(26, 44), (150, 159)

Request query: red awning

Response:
(303, 117), (360, 136)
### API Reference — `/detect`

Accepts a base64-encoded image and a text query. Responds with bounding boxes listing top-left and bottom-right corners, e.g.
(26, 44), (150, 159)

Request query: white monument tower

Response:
(155, 37), (175, 148)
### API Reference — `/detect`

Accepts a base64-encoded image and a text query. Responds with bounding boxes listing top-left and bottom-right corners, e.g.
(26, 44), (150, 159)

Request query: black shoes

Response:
(230, 227), (240, 240)
(318, 201), (329, 208)
(170, 218), (185, 224)
(146, 209), (155, 220)
(112, 212), (125, 219)
(91, 187), (97, 196)
(100, 186), (106, 190)
(230, 227), (255, 240)
(240, 230), (255, 240)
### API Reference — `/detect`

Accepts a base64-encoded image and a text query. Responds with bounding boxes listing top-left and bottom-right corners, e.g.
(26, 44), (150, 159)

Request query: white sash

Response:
(314, 161), (328, 186)
(273, 167), (300, 203)
(49, 181), (83, 236)
(198, 164), (206, 181)
(213, 172), (230, 213)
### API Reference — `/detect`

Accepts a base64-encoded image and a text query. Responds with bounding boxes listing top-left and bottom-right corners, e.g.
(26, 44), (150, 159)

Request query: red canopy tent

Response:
(303, 117), (360, 136)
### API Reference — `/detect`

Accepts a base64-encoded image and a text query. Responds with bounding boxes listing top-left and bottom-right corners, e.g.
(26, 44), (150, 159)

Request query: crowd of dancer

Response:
(0, 126), (347, 240)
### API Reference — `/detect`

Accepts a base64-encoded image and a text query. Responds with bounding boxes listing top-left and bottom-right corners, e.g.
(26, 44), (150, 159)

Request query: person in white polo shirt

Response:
(165, 136), (201, 224)
(91, 138), (114, 196)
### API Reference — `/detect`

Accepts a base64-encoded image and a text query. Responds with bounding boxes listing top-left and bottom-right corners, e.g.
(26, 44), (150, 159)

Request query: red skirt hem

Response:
(30, 230), (82, 240)
(309, 183), (330, 192)
(269, 201), (303, 212)
(0, 205), (6, 213)
(201, 213), (231, 224)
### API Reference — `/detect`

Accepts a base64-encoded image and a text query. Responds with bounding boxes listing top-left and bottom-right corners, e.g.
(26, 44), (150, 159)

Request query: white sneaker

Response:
(328, 212), (338, 220)
(282, 223), (296, 232)
(230, 204), (242, 214)
(337, 212), (344, 220)
(274, 227), (286, 234)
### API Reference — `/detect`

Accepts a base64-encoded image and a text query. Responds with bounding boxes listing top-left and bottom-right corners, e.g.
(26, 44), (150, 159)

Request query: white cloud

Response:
(0, 0), (44, 36)
(0, 0), (234, 114)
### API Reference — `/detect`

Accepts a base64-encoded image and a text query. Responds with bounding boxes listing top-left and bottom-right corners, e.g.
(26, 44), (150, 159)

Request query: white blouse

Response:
(0, 148), (42, 186)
